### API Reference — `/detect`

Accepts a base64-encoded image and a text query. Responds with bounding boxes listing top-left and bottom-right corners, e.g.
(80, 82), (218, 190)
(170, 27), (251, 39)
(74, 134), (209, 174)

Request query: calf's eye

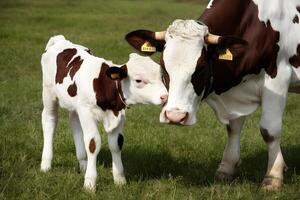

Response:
(135, 79), (142, 83)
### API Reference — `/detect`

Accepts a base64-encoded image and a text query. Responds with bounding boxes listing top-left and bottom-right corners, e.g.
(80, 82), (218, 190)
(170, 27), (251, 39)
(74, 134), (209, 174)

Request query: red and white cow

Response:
(125, 0), (300, 190)
(40, 35), (168, 191)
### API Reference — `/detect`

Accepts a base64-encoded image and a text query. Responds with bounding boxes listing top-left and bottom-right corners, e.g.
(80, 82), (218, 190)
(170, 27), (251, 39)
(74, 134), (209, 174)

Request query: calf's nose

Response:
(160, 94), (168, 104)
(165, 110), (188, 124)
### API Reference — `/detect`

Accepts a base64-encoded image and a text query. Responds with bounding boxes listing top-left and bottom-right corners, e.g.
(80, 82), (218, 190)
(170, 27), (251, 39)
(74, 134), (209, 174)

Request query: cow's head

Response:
(106, 53), (168, 106)
(126, 19), (247, 125)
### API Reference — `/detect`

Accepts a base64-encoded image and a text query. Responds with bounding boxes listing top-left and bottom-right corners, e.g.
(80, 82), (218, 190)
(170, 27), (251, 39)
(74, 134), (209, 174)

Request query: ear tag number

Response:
(219, 48), (233, 61)
(141, 41), (156, 52)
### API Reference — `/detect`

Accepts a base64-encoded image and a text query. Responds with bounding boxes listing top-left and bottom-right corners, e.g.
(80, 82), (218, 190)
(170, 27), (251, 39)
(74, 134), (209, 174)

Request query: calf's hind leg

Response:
(41, 86), (58, 172)
(69, 111), (87, 172)
(215, 116), (245, 182)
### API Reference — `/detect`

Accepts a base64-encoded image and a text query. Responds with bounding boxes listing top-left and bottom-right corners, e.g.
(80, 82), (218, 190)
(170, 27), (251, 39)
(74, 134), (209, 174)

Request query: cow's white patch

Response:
(252, 0), (300, 61)
(161, 19), (208, 125)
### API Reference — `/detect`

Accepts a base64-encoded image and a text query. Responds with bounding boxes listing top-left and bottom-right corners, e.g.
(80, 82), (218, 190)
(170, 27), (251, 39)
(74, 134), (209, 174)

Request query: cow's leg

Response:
(77, 108), (101, 191)
(106, 117), (126, 185)
(260, 64), (291, 191)
(215, 116), (245, 182)
(41, 86), (58, 172)
(69, 111), (87, 172)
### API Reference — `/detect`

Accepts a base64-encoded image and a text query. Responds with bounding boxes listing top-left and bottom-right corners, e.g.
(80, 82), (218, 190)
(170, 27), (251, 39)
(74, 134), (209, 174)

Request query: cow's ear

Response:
(125, 30), (166, 56)
(215, 36), (248, 61)
(217, 36), (247, 53)
(106, 65), (128, 80)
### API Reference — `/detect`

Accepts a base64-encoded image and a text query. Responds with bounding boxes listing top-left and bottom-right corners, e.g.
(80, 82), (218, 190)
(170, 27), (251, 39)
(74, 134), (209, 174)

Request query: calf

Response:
(40, 35), (168, 191)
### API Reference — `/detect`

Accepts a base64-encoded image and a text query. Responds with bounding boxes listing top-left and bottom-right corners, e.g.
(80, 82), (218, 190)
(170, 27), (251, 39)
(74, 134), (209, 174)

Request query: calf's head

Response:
(126, 19), (247, 125)
(106, 53), (168, 106)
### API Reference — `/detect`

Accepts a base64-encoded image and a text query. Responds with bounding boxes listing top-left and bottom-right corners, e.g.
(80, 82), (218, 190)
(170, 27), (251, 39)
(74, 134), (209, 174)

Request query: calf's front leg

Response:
(77, 108), (101, 191)
(106, 116), (126, 185)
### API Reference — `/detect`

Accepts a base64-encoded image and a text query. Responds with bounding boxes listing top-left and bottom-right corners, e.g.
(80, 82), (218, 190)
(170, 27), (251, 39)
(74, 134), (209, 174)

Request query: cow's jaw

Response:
(160, 20), (208, 125)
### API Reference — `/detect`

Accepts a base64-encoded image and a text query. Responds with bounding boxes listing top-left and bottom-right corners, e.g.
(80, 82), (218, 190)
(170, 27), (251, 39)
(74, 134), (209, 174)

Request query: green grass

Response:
(0, 0), (300, 199)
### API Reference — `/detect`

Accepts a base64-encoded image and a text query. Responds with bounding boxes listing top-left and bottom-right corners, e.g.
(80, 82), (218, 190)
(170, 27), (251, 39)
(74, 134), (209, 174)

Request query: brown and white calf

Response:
(126, 0), (300, 190)
(40, 35), (168, 191)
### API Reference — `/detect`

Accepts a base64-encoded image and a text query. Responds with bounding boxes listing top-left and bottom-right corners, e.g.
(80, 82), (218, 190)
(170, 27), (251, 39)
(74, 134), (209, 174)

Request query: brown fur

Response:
(93, 63), (126, 116)
(89, 138), (96, 153)
(196, 0), (280, 95)
(293, 15), (299, 24)
(289, 44), (300, 68)
(67, 82), (77, 97)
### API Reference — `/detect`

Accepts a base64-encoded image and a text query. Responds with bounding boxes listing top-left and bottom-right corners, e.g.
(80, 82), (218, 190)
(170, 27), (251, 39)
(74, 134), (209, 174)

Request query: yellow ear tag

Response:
(219, 48), (233, 61)
(141, 41), (156, 52)
(111, 73), (120, 79)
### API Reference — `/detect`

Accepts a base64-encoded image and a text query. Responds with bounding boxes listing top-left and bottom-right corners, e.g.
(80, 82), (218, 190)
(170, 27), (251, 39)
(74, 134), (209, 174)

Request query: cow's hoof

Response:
(114, 175), (127, 186)
(84, 177), (96, 192)
(214, 171), (235, 182)
(41, 159), (51, 172)
(261, 176), (282, 191)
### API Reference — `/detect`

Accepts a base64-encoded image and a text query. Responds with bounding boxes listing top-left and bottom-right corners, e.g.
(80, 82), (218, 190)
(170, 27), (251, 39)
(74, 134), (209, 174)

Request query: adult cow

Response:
(125, 0), (300, 190)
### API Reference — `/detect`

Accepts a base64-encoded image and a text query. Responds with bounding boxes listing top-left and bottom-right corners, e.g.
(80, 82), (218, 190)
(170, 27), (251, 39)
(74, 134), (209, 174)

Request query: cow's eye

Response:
(135, 79), (142, 83)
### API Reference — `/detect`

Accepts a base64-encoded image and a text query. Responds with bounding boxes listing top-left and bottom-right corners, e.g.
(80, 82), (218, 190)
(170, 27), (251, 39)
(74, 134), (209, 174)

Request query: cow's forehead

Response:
(166, 19), (208, 41)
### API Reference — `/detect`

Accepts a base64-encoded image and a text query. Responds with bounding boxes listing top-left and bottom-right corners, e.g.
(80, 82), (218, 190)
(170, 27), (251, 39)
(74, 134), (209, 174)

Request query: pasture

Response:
(0, 0), (300, 199)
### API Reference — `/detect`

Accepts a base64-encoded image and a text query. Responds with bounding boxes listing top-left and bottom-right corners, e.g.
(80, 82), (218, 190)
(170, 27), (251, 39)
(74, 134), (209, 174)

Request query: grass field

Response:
(1, 0), (300, 199)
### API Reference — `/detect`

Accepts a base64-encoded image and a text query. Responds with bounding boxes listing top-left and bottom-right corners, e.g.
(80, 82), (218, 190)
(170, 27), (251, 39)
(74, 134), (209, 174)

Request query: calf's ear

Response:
(106, 65), (128, 80)
(125, 30), (165, 56)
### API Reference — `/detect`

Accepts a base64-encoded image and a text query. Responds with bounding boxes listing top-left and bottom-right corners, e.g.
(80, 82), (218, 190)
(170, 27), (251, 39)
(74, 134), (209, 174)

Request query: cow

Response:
(40, 35), (168, 191)
(125, 0), (300, 191)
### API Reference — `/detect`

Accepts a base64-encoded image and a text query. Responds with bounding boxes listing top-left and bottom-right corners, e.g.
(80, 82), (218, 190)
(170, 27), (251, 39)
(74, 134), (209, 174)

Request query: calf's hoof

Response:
(214, 171), (235, 182)
(114, 174), (127, 186)
(261, 176), (282, 191)
(84, 177), (96, 192)
(40, 159), (52, 172)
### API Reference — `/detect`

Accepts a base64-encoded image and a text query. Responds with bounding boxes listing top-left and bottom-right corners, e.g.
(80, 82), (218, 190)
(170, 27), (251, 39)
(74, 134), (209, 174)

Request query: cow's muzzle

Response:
(164, 110), (188, 125)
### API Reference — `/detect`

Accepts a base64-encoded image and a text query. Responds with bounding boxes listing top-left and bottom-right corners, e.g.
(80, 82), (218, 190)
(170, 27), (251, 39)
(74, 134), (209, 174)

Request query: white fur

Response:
(40, 35), (167, 191)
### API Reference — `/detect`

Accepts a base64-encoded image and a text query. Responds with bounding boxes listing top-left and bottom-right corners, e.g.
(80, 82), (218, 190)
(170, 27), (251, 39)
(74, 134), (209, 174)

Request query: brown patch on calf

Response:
(56, 49), (83, 84)
(69, 56), (83, 80)
(89, 138), (96, 153)
(56, 48), (77, 84)
(293, 15), (299, 24)
(297, 6), (300, 13)
(67, 82), (77, 97)
(289, 44), (300, 68)
(93, 63), (126, 116)
(260, 128), (275, 143)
